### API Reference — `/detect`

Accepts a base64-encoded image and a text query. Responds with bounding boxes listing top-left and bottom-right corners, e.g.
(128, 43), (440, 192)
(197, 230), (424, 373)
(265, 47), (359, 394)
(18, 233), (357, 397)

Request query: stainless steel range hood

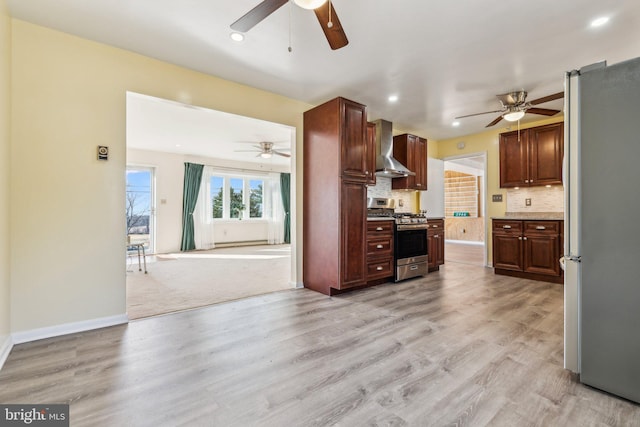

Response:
(373, 119), (415, 177)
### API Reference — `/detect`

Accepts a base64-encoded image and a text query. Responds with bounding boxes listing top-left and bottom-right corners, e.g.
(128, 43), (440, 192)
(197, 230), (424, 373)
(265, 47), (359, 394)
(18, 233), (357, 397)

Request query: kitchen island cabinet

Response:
(303, 97), (369, 295)
(492, 218), (563, 284)
(499, 122), (563, 188)
(392, 134), (428, 190)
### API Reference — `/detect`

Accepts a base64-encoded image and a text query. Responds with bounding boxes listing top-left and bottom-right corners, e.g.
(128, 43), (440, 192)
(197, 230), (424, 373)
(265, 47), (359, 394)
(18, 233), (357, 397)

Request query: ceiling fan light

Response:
(503, 110), (525, 122)
(260, 152), (272, 159)
(293, 0), (328, 10)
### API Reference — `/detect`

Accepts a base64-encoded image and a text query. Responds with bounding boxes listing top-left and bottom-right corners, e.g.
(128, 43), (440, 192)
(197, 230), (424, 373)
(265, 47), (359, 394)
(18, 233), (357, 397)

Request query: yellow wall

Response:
(10, 20), (311, 333)
(437, 116), (564, 264)
(0, 0), (10, 344)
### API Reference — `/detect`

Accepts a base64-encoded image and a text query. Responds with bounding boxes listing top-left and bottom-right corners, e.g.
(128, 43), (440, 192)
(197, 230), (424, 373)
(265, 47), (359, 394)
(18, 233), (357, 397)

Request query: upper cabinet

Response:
(392, 134), (428, 190)
(340, 98), (369, 182)
(499, 122), (564, 188)
(366, 122), (376, 186)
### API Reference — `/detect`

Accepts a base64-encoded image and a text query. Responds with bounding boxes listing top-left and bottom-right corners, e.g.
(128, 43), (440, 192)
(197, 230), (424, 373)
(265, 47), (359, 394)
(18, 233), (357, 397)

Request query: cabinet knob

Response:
(376, 227), (383, 231)
(518, 237), (522, 240)
(376, 244), (383, 249)
(376, 266), (384, 271)
(523, 237), (528, 240)
(525, 179), (529, 183)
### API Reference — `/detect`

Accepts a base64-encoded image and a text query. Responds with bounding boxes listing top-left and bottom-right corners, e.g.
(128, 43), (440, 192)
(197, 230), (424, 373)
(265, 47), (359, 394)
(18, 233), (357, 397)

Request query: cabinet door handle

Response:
(376, 266), (384, 271)
(376, 244), (383, 249)
(432, 225), (438, 228)
(503, 225), (512, 229)
(536, 226), (546, 230)
(518, 237), (522, 240)
(525, 179), (529, 183)
(376, 227), (383, 231)
(523, 237), (528, 240)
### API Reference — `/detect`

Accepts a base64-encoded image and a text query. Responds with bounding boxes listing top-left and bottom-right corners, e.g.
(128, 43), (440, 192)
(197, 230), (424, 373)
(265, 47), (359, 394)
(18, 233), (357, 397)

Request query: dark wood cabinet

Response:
(366, 220), (394, 281)
(340, 99), (369, 182)
(303, 97), (368, 295)
(392, 134), (428, 190)
(499, 122), (563, 188)
(366, 122), (376, 185)
(341, 181), (368, 288)
(427, 219), (445, 271)
(492, 219), (563, 283)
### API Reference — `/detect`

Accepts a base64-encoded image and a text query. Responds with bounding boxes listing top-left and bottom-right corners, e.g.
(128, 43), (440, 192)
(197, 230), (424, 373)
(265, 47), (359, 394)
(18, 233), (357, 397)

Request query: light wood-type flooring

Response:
(2, 263), (639, 426)
(445, 241), (485, 267)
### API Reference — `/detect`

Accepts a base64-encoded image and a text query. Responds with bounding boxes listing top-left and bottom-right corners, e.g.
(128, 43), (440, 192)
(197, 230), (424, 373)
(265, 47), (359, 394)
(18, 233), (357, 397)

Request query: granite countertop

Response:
(492, 212), (564, 221)
(426, 217), (445, 220)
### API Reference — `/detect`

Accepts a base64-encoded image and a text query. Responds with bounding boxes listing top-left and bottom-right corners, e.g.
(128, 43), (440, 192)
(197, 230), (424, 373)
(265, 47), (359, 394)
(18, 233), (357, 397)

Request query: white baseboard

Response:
(11, 314), (129, 345)
(0, 335), (13, 370)
(292, 281), (304, 289)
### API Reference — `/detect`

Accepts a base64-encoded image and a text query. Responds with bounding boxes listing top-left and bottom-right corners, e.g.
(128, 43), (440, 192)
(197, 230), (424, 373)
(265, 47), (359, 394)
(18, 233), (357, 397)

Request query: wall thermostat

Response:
(457, 141), (466, 150)
(97, 145), (109, 161)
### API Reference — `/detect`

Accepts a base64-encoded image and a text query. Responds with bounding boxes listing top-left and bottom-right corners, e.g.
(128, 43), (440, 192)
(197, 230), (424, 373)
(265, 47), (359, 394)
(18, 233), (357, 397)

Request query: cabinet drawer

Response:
(427, 219), (444, 230)
(367, 220), (394, 235)
(367, 238), (393, 257)
(523, 221), (559, 235)
(493, 220), (523, 234)
(367, 258), (394, 278)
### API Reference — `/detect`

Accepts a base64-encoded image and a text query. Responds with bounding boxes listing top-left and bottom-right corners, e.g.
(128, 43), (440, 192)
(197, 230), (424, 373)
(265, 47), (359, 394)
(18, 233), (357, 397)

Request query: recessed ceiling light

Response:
(230, 32), (245, 42)
(590, 16), (609, 28)
(388, 95), (398, 103)
(452, 121), (460, 127)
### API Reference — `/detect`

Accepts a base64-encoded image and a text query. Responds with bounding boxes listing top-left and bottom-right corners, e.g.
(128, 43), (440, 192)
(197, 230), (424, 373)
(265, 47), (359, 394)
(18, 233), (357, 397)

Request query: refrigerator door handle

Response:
(564, 254), (582, 262)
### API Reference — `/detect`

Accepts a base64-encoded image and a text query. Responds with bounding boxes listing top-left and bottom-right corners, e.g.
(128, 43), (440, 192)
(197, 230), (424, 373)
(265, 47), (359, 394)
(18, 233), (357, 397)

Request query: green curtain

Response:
(280, 173), (291, 244)
(180, 162), (204, 251)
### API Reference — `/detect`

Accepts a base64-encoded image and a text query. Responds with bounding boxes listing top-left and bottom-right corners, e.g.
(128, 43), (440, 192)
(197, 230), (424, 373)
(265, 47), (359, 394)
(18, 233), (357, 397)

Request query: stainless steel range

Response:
(367, 198), (428, 282)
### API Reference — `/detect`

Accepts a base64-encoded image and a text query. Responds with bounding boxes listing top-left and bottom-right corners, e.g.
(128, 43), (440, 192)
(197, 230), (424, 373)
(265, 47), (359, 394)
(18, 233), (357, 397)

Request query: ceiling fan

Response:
(230, 0), (348, 50)
(235, 141), (291, 159)
(455, 90), (565, 127)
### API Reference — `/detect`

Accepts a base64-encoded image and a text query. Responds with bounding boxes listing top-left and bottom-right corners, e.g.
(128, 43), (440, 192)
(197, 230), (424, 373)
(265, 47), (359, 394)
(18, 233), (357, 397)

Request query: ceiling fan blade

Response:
(230, 0), (288, 32)
(273, 150), (291, 158)
(529, 91), (564, 105)
(526, 107), (561, 116)
(455, 109), (503, 119)
(314, 1), (348, 50)
(486, 115), (504, 127)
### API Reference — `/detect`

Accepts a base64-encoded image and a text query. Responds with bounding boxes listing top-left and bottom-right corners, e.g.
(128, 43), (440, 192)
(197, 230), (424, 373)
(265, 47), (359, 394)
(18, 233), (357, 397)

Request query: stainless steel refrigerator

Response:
(564, 57), (640, 404)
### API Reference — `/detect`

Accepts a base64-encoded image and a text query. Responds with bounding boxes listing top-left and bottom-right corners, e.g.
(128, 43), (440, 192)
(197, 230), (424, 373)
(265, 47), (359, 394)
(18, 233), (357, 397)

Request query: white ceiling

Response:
(7, 0), (640, 140)
(126, 92), (294, 166)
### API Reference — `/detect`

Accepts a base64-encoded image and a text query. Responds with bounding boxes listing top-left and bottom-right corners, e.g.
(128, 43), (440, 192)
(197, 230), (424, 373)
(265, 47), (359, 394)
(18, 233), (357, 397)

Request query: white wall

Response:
(0, 0), (12, 361)
(127, 148), (289, 252)
(10, 20), (309, 334)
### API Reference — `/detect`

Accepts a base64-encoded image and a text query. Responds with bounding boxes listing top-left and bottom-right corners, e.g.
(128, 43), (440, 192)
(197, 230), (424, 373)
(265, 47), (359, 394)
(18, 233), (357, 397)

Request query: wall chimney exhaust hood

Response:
(373, 119), (415, 177)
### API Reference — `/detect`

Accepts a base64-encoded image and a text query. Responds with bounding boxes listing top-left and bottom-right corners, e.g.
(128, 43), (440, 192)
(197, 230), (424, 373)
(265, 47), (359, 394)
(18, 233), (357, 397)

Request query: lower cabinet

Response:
(366, 220), (394, 282)
(427, 218), (445, 271)
(492, 219), (563, 283)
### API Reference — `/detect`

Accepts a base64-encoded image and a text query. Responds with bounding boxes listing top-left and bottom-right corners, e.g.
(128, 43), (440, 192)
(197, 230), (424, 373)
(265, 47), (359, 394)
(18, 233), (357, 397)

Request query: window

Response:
(209, 173), (266, 220)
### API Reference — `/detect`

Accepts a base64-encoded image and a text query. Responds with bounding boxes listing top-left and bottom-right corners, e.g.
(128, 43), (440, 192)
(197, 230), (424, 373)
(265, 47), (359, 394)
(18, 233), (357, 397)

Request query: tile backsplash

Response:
(506, 185), (564, 212)
(367, 176), (417, 213)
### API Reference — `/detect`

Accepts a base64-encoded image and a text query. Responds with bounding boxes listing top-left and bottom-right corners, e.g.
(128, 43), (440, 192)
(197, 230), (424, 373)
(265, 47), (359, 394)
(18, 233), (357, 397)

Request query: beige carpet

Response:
(126, 244), (292, 319)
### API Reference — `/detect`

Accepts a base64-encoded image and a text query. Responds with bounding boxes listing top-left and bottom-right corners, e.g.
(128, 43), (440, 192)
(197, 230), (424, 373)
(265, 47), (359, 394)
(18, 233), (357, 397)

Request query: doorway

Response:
(126, 166), (155, 254)
(443, 153), (487, 266)
(124, 92), (296, 319)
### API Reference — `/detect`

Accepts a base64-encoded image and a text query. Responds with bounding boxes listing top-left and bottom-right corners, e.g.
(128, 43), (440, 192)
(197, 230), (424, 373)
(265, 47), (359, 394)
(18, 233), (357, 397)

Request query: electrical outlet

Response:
(525, 198), (532, 206)
(492, 194), (503, 202)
